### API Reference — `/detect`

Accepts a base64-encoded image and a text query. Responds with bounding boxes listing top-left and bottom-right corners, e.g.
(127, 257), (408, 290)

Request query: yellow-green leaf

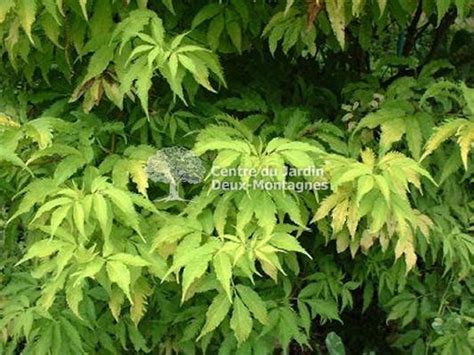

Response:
(230, 296), (253, 344)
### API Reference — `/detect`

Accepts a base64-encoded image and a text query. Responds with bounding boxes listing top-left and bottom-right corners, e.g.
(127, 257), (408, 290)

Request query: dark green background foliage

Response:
(0, 0), (473, 354)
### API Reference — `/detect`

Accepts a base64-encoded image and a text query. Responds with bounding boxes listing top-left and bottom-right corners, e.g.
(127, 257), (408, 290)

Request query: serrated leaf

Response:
(370, 197), (388, 232)
(356, 175), (374, 205)
(130, 279), (151, 326)
(18, 0), (37, 43)
(66, 280), (84, 318)
(421, 120), (464, 161)
(106, 261), (132, 302)
(109, 286), (125, 321)
(253, 192), (276, 236)
(198, 293), (231, 340)
(16, 240), (64, 265)
(226, 20), (242, 53)
(0, 0), (14, 24)
(374, 174), (390, 203)
(235, 285), (268, 325)
(313, 193), (341, 222)
(436, 0), (451, 25)
(405, 116), (422, 160)
(79, 0), (88, 20)
(325, 332), (346, 355)
(305, 299), (341, 322)
(108, 253), (149, 267)
(279, 150), (313, 169)
(181, 254), (212, 301)
(53, 155), (86, 184)
(332, 163), (372, 189)
(271, 191), (305, 227)
(230, 296), (253, 344)
(269, 232), (311, 258)
(73, 201), (86, 238)
(93, 193), (111, 241)
(136, 65), (153, 117)
(103, 187), (141, 234)
(207, 13), (225, 50)
(129, 160), (149, 196)
(214, 150), (242, 168)
(213, 252), (233, 301)
(326, 0), (346, 49)
(380, 118), (406, 151)
(191, 3), (222, 28)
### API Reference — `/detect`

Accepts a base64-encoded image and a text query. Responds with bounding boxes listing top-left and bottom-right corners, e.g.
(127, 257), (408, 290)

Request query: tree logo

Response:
(145, 146), (205, 201)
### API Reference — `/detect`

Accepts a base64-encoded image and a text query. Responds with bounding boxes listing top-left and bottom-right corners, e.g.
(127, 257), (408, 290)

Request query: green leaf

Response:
(108, 253), (149, 267)
(41, 12), (61, 47)
(130, 279), (151, 326)
(66, 280), (84, 318)
(270, 232), (311, 258)
(181, 253), (212, 300)
(79, 0), (88, 20)
(279, 150), (313, 169)
(17, 0), (37, 43)
(60, 316), (85, 352)
(235, 285), (268, 325)
(93, 193), (112, 241)
(0, 0), (14, 24)
(305, 299), (341, 322)
(207, 13), (225, 50)
(162, 0), (175, 14)
(377, 0), (387, 15)
(198, 292), (232, 340)
(129, 160), (148, 196)
(356, 175), (374, 205)
(461, 82), (474, 114)
(326, 0), (346, 49)
(421, 119), (464, 161)
(325, 332), (346, 355)
(405, 116), (422, 160)
(370, 197), (388, 232)
(226, 20), (242, 53)
(109, 286), (125, 321)
(253, 191), (276, 235)
(271, 191), (305, 227)
(332, 163), (372, 189)
(214, 252), (233, 301)
(53, 155), (86, 184)
(191, 3), (222, 28)
(73, 201), (86, 238)
(284, 0), (295, 15)
(135, 65), (153, 117)
(230, 296), (253, 344)
(72, 258), (105, 284)
(103, 187), (141, 235)
(31, 196), (71, 223)
(50, 204), (72, 238)
(231, 0), (249, 26)
(106, 261), (132, 302)
(16, 240), (64, 265)
(213, 192), (232, 235)
(436, 0), (451, 25)
(81, 44), (114, 84)
(380, 118), (406, 150)
(374, 175), (391, 203)
(268, 23), (286, 55)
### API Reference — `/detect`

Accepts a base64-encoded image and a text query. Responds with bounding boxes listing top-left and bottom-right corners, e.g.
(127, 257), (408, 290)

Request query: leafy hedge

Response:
(0, 0), (473, 354)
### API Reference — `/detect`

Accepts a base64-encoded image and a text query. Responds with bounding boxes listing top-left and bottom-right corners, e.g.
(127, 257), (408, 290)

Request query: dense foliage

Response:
(0, 0), (473, 354)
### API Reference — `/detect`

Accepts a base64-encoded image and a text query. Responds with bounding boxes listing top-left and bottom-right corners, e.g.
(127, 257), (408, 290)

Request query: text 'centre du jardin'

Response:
(209, 166), (329, 192)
